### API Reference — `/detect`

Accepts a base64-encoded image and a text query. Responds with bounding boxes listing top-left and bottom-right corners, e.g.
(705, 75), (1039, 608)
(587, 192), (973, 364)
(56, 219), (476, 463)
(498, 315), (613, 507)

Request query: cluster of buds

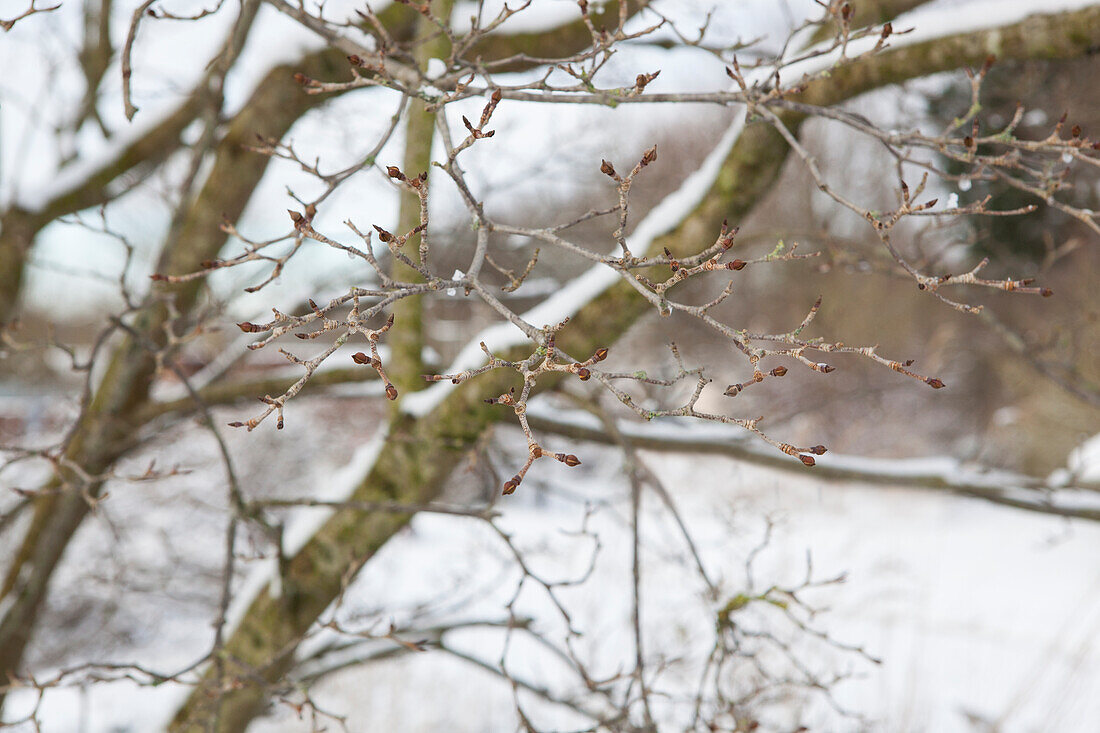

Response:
(502, 446), (582, 495)
(387, 167), (428, 189)
(461, 88), (502, 140)
(569, 346), (609, 381)
(779, 442), (827, 467)
(351, 312), (398, 399)
(724, 365), (788, 397)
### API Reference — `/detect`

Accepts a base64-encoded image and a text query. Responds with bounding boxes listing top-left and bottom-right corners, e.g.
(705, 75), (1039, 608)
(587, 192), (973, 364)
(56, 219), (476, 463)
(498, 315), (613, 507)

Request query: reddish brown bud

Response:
(276, 415), (284, 430)
(810, 445), (827, 455)
(593, 347), (609, 362)
(600, 159), (616, 178)
(963, 135), (974, 148)
(491, 88), (502, 103)
(227, 421), (246, 428)
(770, 366), (788, 377)
(1072, 125), (1082, 138)
(387, 166), (404, 180)
(724, 384), (742, 397)
(563, 454), (581, 467)
(840, 3), (851, 20)
(385, 384), (399, 400)
(236, 321), (261, 333)
(373, 225), (393, 242)
(352, 352), (370, 364)
(201, 259), (219, 269)
(641, 145), (657, 166)
(347, 54), (362, 66)
(577, 367), (591, 381)
(798, 454), (816, 467)
(502, 476), (520, 495)
(728, 259), (746, 271)
(926, 377), (946, 389)
(293, 73), (310, 85)
(1041, 288), (1053, 297)
(150, 273), (168, 281)
(881, 21), (892, 38)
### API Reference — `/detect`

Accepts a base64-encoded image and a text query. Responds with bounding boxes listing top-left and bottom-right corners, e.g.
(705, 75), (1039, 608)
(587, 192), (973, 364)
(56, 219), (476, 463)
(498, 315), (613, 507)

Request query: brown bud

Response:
(881, 21), (892, 38)
(276, 415), (284, 430)
(288, 210), (304, 224)
(840, 3), (852, 20)
(577, 367), (591, 381)
(724, 384), (742, 397)
(531, 446), (542, 458)
(809, 445), (827, 455)
(385, 384), (399, 400)
(641, 145), (657, 166)
(593, 347), (609, 362)
(491, 88), (502, 103)
(347, 54), (362, 66)
(352, 352), (370, 364)
(926, 377), (946, 389)
(293, 73), (310, 85)
(770, 366), (788, 377)
(728, 259), (746, 271)
(150, 273), (168, 281)
(798, 454), (816, 467)
(227, 421), (246, 428)
(386, 166), (404, 180)
(236, 322), (261, 333)
(373, 225), (393, 242)
(600, 159), (616, 178)
(963, 135), (974, 148)
(1041, 288), (1053, 297)
(502, 476), (521, 495)
(201, 259), (219, 269)
(563, 454), (581, 467)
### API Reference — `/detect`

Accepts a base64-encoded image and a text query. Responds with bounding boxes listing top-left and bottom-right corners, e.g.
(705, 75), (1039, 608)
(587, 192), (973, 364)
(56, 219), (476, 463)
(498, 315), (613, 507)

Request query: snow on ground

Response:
(4, 419), (1099, 732)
